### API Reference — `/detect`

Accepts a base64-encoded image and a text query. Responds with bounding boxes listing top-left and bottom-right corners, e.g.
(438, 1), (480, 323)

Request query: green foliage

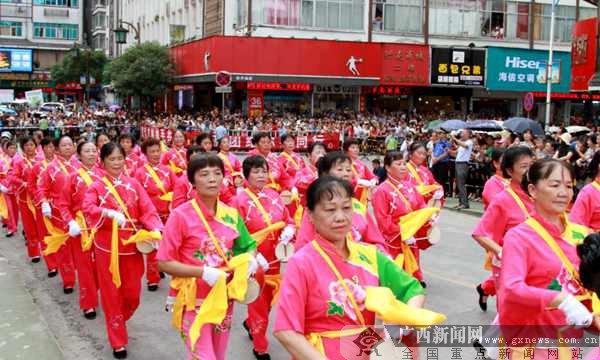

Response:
(51, 49), (108, 85)
(104, 42), (175, 99)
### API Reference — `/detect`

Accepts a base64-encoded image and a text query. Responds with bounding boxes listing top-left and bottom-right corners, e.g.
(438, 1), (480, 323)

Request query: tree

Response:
(104, 42), (175, 108)
(51, 49), (108, 85)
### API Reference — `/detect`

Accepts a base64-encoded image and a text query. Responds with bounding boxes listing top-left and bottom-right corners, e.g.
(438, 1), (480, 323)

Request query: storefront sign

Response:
(431, 47), (485, 87)
(571, 17), (597, 92)
(381, 44), (429, 86)
(140, 125), (341, 151)
(174, 84), (193, 91)
(363, 86), (412, 95)
(313, 85), (359, 95)
(0, 79), (56, 88)
(486, 47), (571, 93)
(531, 91), (600, 101)
(56, 82), (82, 90)
(248, 90), (264, 117)
(247, 82), (311, 92)
(0, 73), (29, 80)
(0, 48), (32, 73)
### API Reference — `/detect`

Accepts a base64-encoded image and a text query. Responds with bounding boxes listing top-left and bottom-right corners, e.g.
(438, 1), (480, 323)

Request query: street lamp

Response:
(113, 21), (140, 45)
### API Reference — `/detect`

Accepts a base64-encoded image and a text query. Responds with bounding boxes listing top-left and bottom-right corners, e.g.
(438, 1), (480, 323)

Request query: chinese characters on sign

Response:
(431, 47), (486, 87)
(381, 44), (430, 86)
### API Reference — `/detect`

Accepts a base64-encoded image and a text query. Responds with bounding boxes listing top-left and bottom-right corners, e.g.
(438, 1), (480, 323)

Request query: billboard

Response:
(571, 17), (597, 91)
(486, 47), (571, 93)
(430, 47), (486, 87)
(0, 48), (32, 73)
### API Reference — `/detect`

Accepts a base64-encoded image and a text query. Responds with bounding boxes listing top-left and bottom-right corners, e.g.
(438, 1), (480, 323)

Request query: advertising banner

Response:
(571, 17), (598, 91)
(430, 47), (486, 87)
(0, 48), (32, 73)
(381, 44), (430, 86)
(486, 47), (571, 93)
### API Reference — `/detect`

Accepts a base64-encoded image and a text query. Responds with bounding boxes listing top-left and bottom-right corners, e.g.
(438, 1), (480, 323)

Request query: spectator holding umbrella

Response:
(450, 129), (473, 210)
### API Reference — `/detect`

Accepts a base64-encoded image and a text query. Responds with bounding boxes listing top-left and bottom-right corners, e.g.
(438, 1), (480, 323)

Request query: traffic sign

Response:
(523, 92), (534, 112)
(215, 86), (232, 93)
(215, 71), (232, 87)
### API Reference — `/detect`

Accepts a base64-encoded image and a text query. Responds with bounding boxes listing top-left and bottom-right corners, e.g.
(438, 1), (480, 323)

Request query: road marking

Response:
(423, 270), (476, 289)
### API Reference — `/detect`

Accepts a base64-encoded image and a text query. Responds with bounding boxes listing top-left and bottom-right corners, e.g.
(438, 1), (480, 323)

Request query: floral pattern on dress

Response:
(196, 236), (229, 267)
(555, 264), (584, 295)
(326, 276), (366, 321)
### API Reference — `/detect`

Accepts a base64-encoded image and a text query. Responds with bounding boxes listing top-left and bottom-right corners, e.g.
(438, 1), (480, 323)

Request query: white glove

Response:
(41, 201), (51, 218)
(404, 237), (416, 245)
(256, 253), (269, 272)
(279, 225), (295, 245)
(291, 187), (298, 196)
(369, 179), (378, 188)
(558, 294), (593, 328)
(104, 209), (126, 227)
(0, 184), (8, 193)
(357, 179), (374, 188)
(492, 251), (502, 268)
(201, 266), (225, 287)
(433, 189), (444, 200)
(430, 213), (440, 225)
(68, 220), (82, 237)
(165, 296), (176, 312)
(248, 257), (259, 277)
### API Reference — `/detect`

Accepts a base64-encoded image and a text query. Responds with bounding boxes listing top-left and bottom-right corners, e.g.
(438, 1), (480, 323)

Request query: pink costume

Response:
(232, 187), (294, 354)
(295, 164), (318, 207)
(82, 174), (163, 350)
(273, 236), (424, 360)
(406, 161), (444, 204)
(29, 157), (57, 272)
(10, 154), (39, 259)
(56, 165), (104, 311)
(472, 183), (533, 298)
(295, 198), (387, 252)
(277, 150), (305, 191)
(248, 149), (283, 192)
(569, 179), (600, 231)
(481, 174), (509, 210)
(371, 175), (427, 281)
(0, 153), (18, 234)
(37, 156), (79, 289)
(158, 194), (256, 360)
(217, 151), (242, 206)
(172, 175), (193, 210)
(498, 212), (588, 355)
(124, 152), (143, 177)
(160, 146), (187, 177)
(350, 156), (375, 204)
(134, 163), (177, 287)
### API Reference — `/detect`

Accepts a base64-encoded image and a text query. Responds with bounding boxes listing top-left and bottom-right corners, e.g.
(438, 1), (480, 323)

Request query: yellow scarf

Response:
(280, 151), (299, 169)
(144, 164), (173, 202)
(218, 152), (241, 177)
(407, 162), (442, 196)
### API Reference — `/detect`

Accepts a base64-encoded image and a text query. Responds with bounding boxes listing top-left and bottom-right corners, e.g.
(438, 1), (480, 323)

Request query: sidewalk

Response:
(0, 253), (63, 360)
(443, 197), (484, 217)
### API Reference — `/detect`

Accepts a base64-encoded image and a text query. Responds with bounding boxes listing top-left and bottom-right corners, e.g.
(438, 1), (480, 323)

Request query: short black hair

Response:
(96, 133), (110, 145)
(100, 142), (125, 161)
(19, 136), (34, 149)
(40, 137), (54, 148)
(308, 141), (326, 155)
(588, 151), (600, 179)
(252, 132), (271, 145)
(141, 138), (161, 155)
(343, 138), (360, 152)
(501, 146), (534, 179)
(217, 136), (229, 149)
(317, 151), (351, 176)
(76, 141), (95, 156)
(187, 154), (225, 184)
(521, 158), (573, 195)
(306, 175), (353, 211)
(383, 150), (405, 167)
(195, 133), (212, 147)
(119, 133), (135, 144)
(281, 134), (295, 144)
(242, 155), (269, 179)
(578, 232), (600, 297)
(408, 142), (426, 155)
(372, 159), (380, 165)
(186, 145), (203, 162)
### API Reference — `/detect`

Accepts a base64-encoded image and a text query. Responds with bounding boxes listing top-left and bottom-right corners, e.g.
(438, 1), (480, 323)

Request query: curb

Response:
(442, 206), (483, 217)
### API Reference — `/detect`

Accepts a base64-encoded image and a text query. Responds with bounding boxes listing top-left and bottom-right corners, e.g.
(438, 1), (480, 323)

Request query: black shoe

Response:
(476, 284), (488, 312)
(420, 281), (427, 289)
(243, 320), (253, 341)
(3, 223), (7, 228)
(63, 287), (74, 294)
(159, 272), (165, 279)
(47, 269), (58, 278)
(252, 350), (271, 360)
(6, 232), (14, 237)
(83, 309), (97, 320)
(113, 348), (127, 359)
(31, 257), (41, 263)
(147, 284), (158, 292)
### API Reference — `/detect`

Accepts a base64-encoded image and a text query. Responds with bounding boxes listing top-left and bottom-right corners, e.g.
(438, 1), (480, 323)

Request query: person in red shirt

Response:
(119, 134), (143, 177)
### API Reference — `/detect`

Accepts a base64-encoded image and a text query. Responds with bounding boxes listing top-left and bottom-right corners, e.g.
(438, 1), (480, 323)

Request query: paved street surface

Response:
(0, 208), (592, 359)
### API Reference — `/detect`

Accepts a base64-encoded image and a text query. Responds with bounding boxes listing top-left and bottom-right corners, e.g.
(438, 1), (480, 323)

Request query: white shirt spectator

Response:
(456, 139), (473, 162)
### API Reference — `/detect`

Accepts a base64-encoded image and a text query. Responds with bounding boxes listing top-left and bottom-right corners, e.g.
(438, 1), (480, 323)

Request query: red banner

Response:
(247, 90), (264, 118)
(140, 125), (340, 152)
(571, 17), (597, 92)
(381, 44), (430, 86)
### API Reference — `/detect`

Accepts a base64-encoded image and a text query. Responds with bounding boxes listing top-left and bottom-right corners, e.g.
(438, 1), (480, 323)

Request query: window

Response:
(33, 23), (78, 39)
(239, 0), (362, 30)
(33, 0), (78, 7)
(374, 0), (422, 34)
(532, 4), (576, 42)
(0, 21), (23, 36)
(93, 13), (106, 28)
(505, 1), (529, 40)
(92, 34), (106, 50)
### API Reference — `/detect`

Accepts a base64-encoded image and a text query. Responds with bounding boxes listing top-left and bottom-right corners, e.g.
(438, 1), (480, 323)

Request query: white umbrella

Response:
(566, 126), (591, 135)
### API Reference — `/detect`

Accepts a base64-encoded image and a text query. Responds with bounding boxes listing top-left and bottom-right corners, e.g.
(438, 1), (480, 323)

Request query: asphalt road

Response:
(0, 208), (512, 360)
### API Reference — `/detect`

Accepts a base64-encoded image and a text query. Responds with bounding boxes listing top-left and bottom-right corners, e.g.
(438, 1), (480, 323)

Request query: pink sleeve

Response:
(8, 160), (24, 192)
(134, 180), (163, 231)
(56, 174), (75, 223)
(157, 209), (183, 262)
(500, 228), (559, 310)
(472, 200), (506, 245)
(294, 211), (315, 250)
(233, 156), (242, 173)
(36, 167), (50, 203)
(273, 257), (308, 334)
(363, 212), (388, 252)
(172, 179), (188, 209)
(82, 183), (105, 228)
(371, 187), (400, 241)
(160, 151), (171, 167)
(570, 189), (592, 228)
